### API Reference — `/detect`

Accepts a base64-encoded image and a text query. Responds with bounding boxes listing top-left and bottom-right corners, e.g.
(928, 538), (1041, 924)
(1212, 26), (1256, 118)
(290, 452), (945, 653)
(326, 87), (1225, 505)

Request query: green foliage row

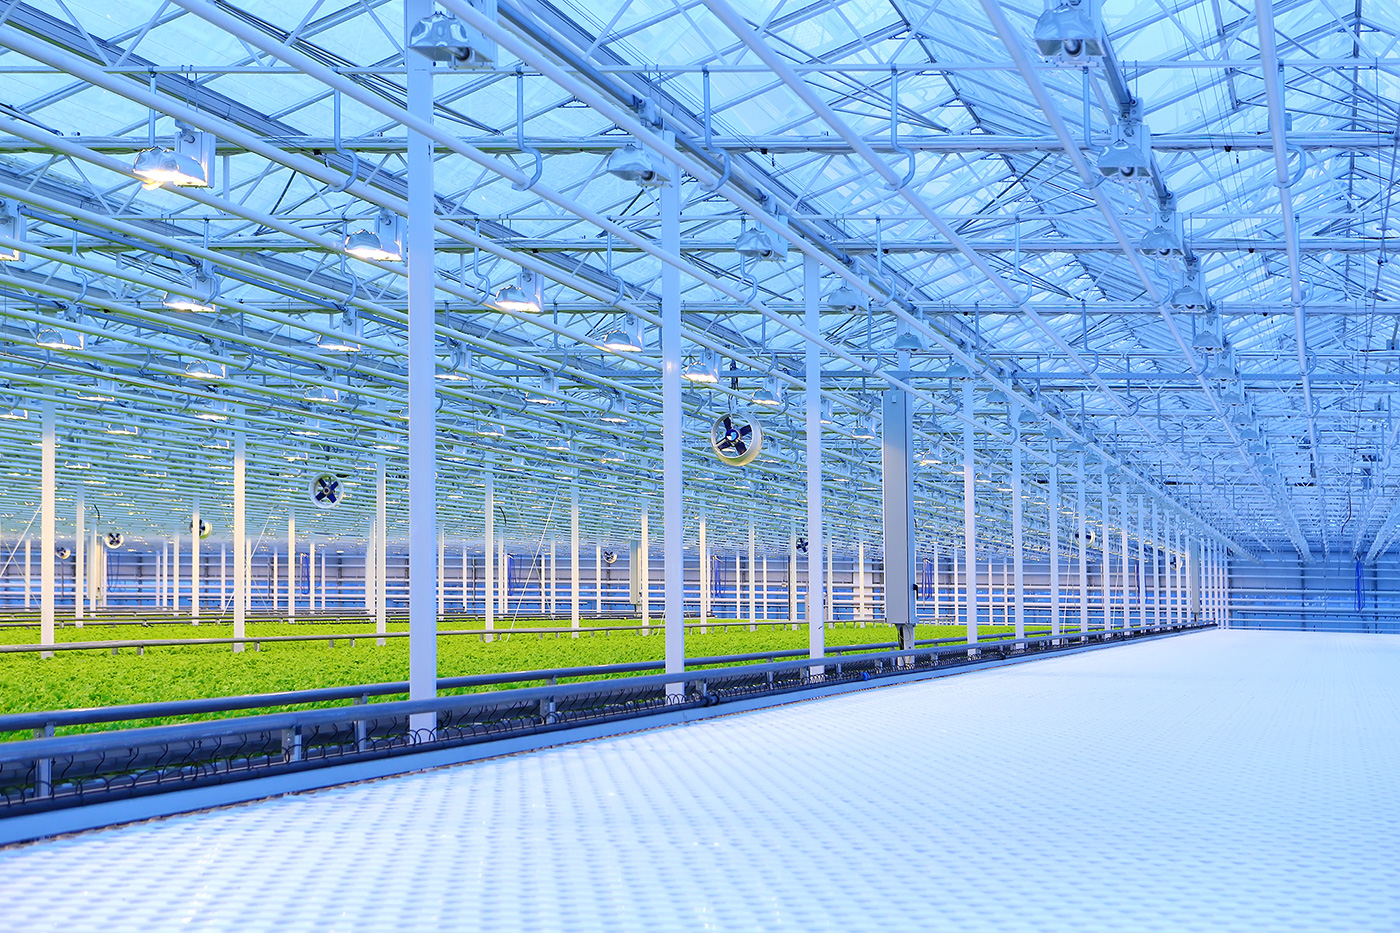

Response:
(0, 619), (1017, 740)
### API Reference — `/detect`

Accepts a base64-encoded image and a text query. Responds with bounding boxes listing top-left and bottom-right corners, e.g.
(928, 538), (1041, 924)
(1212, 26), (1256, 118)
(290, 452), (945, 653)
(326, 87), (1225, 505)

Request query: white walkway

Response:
(4, 630), (1399, 932)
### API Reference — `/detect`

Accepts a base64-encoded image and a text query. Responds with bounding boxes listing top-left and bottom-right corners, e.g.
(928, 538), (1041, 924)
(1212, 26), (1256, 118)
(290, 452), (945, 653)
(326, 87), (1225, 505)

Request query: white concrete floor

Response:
(3, 629), (1399, 932)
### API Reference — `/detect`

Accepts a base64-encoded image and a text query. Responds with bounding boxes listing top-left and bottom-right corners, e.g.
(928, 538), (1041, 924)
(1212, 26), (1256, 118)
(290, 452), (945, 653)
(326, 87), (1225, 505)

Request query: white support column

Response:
(1077, 454), (1088, 633)
(548, 538), (556, 616)
(640, 507), (650, 635)
(157, 547), (164, 610)
(1150, 500), (1160, 629)
(221, 545), (228, 613)
(594, 544), (602, 614)
(571, 482), (580, 635)
(309, 538), (317, 618)
(74, 489), (84, 627)
(698, 514), (709, 631)
(484, 463), (494, 641)
(760, 556), (768, 621)
(1010, 401), (1024, 645)
(962, 381), (977, 644)
(857, 540), (867, 626)
(190, 502), (201, 622)
(1135, 494), (1146, 630)
(406, 3), (438, 733)
(747, 521), (756, 631)
(461, 539), (469, 613)
(173, 535), (181, 616)
(1099, 464), (1111, 630)
(1048, 455), (1060, 639)
(1120, 482), (1130, 630)
(437, 529), (445, 619)
(40, 401), (55, 656)
(286, 512), (296, 621)
(804, 255), (825, 654)
(24, 538), (31, 610)
(234, 423), (245, 649)
(825, 532), (834, 627)
(788, 524), (797, 629)
(376, 457), (388, 640)
(660, 133), (683, 692)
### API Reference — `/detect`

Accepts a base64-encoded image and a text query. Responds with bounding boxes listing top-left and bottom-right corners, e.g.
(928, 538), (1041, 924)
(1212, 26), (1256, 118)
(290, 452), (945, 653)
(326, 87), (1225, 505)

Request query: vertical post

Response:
(286, 511), (296, 621)
(437, 529), (445, 619)
(640, 507), (650, 635)
(962, 381), (977, 644)
(74, 489), (84, 627)
(24, 538), (31, 609)
(1010, 401), (1024, 646)
(881, 387), (915, 653)
(1136, 494), (1146, 630)
(698, 514), (709, 631)
(1150, 500), (1160, 629)
(406, 0), (438, 734)
(461, 538), (468, 612)
(788, 523), (797, 629)
(40, 401), (55, 656)
(826, 530), (834, 627)
(857, 539), (867, 625)
(376, 457), (388, 641)
(1120, 481), (1130, 630)
(660, 131), (682, 693)
(1099, 464), (1110, 630)
(309, 538), (317, 617)
(594, 544), (602, 614)
(157, 546), (164, 609)
(1048, 454), (1060, 639)
(234, 422), (245, 649)
(1077, 453), (1088, 633)
(173, 535), (181, 615)
(191, 501), (201, 622)
(805, 254), (824, 658)
(747, 521), (756, 631)
(484, 463), (494, 641)
(571, 481), (580, 635)
(760, 556), (768, 620)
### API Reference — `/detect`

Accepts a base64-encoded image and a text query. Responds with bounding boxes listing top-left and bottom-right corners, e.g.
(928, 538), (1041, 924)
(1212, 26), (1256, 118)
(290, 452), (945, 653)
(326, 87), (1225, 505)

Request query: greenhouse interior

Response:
(0, 0), (1398, 928)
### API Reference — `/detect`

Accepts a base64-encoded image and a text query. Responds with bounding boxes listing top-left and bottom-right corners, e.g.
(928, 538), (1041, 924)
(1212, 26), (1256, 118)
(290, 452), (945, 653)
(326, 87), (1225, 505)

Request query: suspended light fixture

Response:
(436, 341), (471, 381)
(34, 320), (83, 351)
(1032, 0), (1105, 62)
(600, 392), (630, 424)
(185, 358), (226, 381)
(683, 348), (721, 385)
(735, 225), (787, 262)
(304, 385), (340, 405)
(1096, 110), (1153, 181)
(0, 200), (26, 262)
(0, 404), (28, 421)
(132, 124), (215, 188)
(407, 4), (496, 68)
(526, 372), (560, 404)
(105, 423), (139, 436)
(600, 314), (645, 353)
(1138, 200), (1184, 258)
(343, 209), (404, 262)
(477, 412), (507, 438)
(200, 434), (231, 451)
(493, 268), (543, 313)
(851, 414), (878, 440)
(546, 433), (575, 453)
(162, 261), (221, 313)
(751, 376), (783, 407)
(892, 327), (924, 352)
(605, 143), (673, 188)
(819, 398), (835, 425)
(1172, 260), (1210, 311)
(194, 399), (229, 422)
(824, 282), (870, 312)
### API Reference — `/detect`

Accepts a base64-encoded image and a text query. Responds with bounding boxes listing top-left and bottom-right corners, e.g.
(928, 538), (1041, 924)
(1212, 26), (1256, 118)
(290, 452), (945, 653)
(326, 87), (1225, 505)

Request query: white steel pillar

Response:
(570, 482), (580, 635)
(1077, 454), (1088, 633)
(484, 464), (495, 641)
(286, 511), (296, 621)
(1150, 500), (1160, 629)
(405, 1), (438, 732)
(234, 421), (245, 649)
(376, 458), (388, 640)
(594, 544), (602, 614)
(787, 523), (797, 629)
(1120, 482), (1130, 630)
(962, 381), (977, 643)
(640, 507), (650, 635)
(173, 535), (181, 615)
(191, 501), (201, 622)
(40, 401), (55, 656)
(1010, 401), (1024, 645)
(24, 538), (31, 609)
(660, 137), (683, 688)
(309, 538), (317, 617)
(437, 529), (445, 619)
(74, 489), (84, 627)
(1048, 454), (1060, 639)
(698, 514), (709, 631)
(857, 539), (867, 625)
(747, 521), (756, 631)
(1099, 464), (1111, 630)
(804, 253), (824, 656)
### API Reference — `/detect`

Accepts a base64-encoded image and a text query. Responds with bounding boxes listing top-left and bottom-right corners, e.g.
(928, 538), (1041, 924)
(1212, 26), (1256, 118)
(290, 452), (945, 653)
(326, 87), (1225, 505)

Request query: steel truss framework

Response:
(0, 0), (1398, 567)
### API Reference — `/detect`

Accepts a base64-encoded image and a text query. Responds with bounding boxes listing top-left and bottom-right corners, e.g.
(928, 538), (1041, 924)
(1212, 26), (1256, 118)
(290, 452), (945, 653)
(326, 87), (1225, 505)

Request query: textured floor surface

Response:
(3, 629), (1399, 932)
